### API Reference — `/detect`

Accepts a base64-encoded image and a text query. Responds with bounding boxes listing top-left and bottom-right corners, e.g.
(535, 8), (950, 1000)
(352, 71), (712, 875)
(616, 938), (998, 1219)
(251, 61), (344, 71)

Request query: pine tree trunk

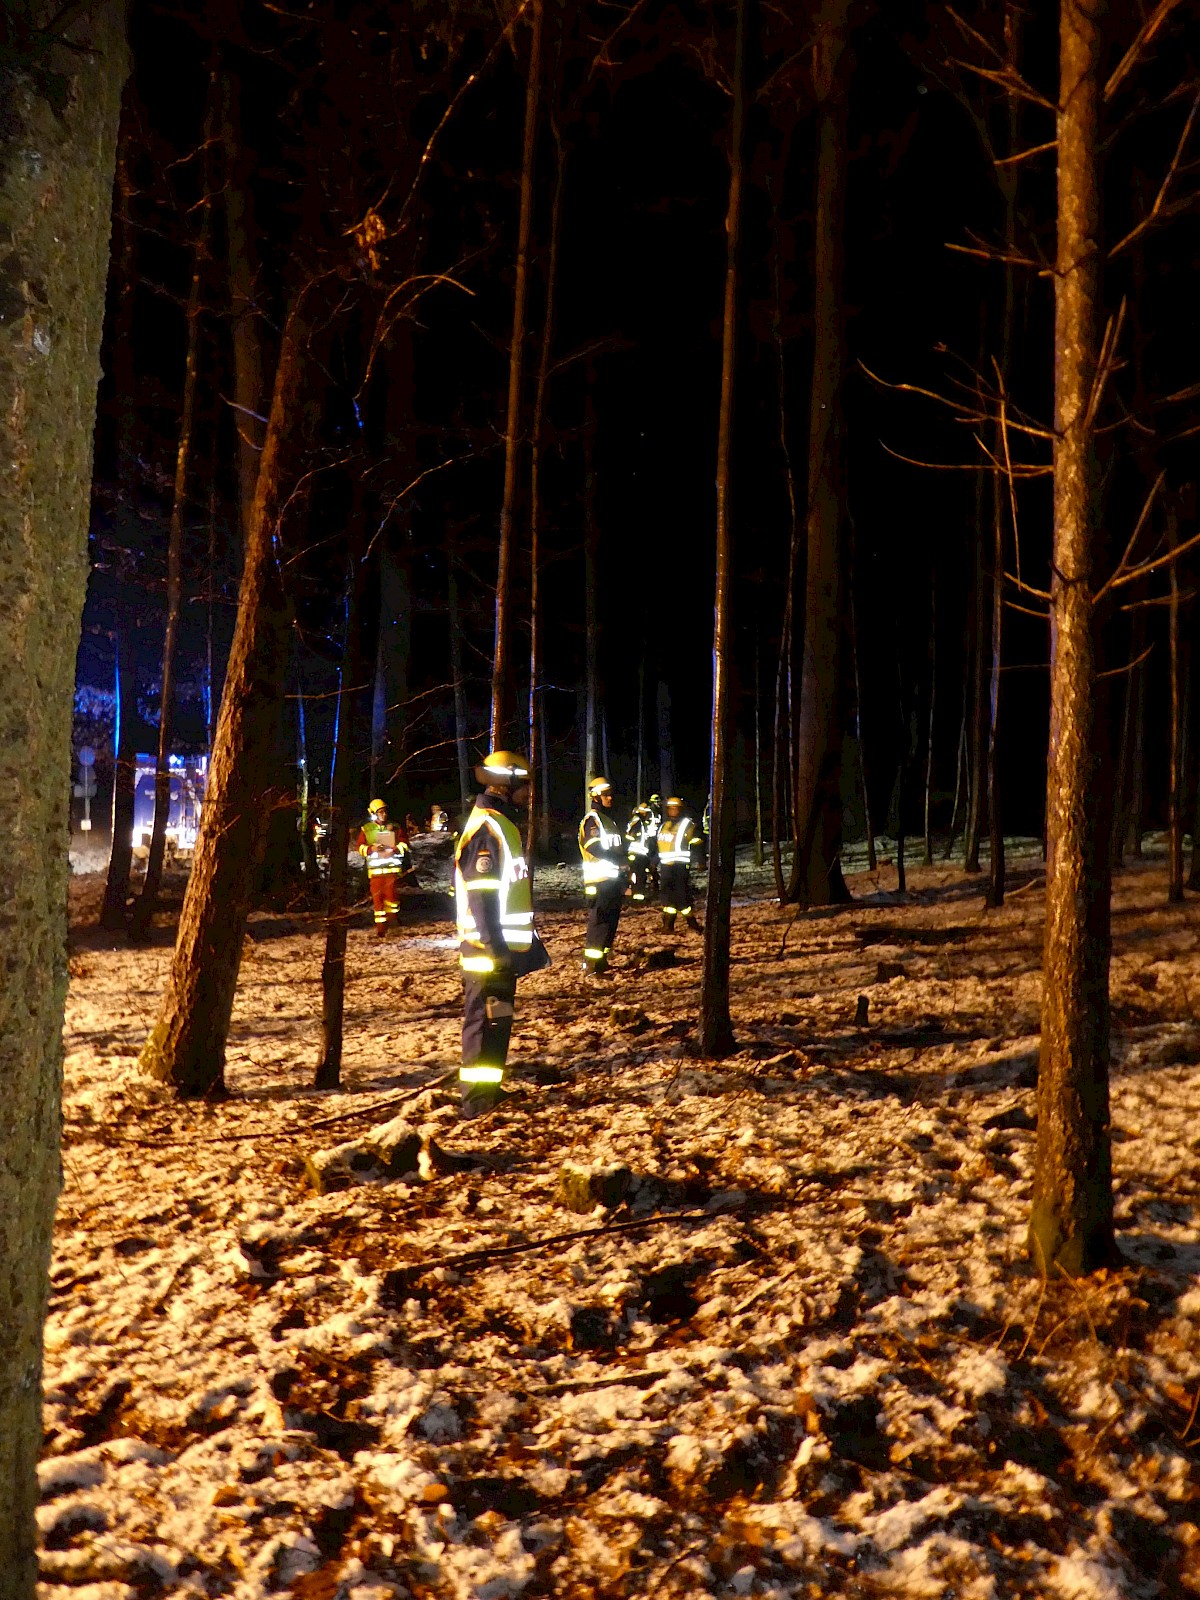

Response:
(770, 157), (801, 900)
(753, 638), (764, 869)
(698, 0), (747, 1060)
(964, 444), (988, 872)
(490, 0), (542, 747)
(100, 124), (138, 931)
(315, 550), (367, 1090)
(100, 633), (138, 930)
(657, 678), (675, 798)
(1029, 0), (1117, 1275)
(527, 108), (564, 854)
(923, 573), (936, 868)
(788, 0), (853, 908)
(944, 696), (967, 860)
(140, 294), (318, 1097)
(129, 126), (212, 942)
(1168, 504), (1184, 902)
(849, 524), (876, 873)
(220, 68), (267, 544)
(446, 527), (472, 813)
(0, 8), (127, 1590)
(583, 368), (600, 796)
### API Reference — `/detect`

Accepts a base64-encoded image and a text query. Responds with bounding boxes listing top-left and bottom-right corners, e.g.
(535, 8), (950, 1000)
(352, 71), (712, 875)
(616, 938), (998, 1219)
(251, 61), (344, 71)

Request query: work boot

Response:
(375, 922), (388, 940)
(661, 913), (676, 934)
(460, 1083), (506, 1119)
(686, 914), (703, 934)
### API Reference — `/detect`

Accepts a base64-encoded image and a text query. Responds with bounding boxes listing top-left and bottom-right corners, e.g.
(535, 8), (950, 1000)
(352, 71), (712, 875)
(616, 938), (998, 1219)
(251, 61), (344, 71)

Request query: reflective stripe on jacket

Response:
(358, 820), (408, 875)
(454, 803), (533, 972)
(578, 809), (624, 885)
(657, 816), (696, 863)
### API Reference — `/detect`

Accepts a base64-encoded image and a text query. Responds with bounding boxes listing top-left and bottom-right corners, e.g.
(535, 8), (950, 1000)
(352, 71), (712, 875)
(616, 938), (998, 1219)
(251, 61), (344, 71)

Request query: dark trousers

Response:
(461, 971), (517, 1081)
(584, 879), (624, 959)
(659, 863), (693, 918)
(628, 855), (653, 901)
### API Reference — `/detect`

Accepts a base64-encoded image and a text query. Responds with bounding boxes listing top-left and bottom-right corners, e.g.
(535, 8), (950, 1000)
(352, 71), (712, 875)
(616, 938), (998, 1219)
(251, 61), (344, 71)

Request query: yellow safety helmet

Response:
(368, 798), (387, 815)
(477, 749), (530, 784)
(665, 795), (683, 810)
(588, 775), (612, 797)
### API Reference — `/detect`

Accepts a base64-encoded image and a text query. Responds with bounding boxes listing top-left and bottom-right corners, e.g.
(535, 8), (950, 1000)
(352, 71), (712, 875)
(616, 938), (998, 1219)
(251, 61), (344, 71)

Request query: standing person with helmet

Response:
(357, 798), (411, 937)
(454, 751), (549, 1116)
(646, 794), (663, 896)
(578, 777), (627, 974)
(625, 801), (656, 903)
(657, 797), (703, 934)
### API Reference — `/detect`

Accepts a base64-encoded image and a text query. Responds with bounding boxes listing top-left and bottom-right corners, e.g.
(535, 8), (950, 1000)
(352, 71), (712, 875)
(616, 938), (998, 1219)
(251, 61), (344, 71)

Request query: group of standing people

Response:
(449, 750), (705, 1117)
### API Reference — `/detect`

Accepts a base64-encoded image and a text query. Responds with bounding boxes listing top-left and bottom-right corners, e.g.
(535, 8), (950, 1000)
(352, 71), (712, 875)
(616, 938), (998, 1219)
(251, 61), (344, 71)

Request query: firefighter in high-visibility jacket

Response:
(453, 750), (548, 1117)
(357, 799), (411, 936)
(625, 802), (657, 902)
(578, 777), (627, 974)
(657, 797), (703, 934)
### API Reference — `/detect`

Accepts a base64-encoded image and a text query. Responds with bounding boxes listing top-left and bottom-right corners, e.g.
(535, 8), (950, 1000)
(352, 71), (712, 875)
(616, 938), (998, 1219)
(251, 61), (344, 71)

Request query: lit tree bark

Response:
(219, 68), (267, 544)
(923, 573), (936, 867)
(698, 0), (747, 1059)
(140, 294), (318, 1096)
(769, 162), (801, 899)
(0, 7), (127, 1591)
(100, 127), (139, 932)
(788, 0), (853, 907)
(129, 98), (213, 942)
(1029, 0), (1117, 1275)
(490, 0), (542, 747)
(849, 538), (876, 872)
(527, 109), (564, 854)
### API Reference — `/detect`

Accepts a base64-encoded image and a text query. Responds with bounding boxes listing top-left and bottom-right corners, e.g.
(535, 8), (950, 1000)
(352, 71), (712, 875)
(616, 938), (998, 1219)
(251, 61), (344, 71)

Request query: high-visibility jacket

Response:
(358, 820), (409, 875)
(657, 814), (698, 864)
(578, 809), (625, 890)
(626, 809), (657, 859)
(454, 800), (533, 973)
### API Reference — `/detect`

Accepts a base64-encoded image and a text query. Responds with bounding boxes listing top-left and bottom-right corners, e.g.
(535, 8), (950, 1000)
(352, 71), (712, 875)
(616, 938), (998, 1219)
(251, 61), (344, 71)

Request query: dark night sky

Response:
(76, 0), (1200, 840)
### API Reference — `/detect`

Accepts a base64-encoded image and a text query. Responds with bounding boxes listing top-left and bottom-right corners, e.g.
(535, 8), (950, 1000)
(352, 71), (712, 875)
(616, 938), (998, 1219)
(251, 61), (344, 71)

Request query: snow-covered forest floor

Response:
(41, 844), (1200, 1599)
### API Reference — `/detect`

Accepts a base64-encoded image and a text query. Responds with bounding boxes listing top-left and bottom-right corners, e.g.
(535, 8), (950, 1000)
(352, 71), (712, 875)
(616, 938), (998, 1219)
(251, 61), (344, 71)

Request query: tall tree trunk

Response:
(129, 122), (212, 942)
(527, 106), (564, 854)
(582, 367), (600, 795)
(140, 294), (318, 1097)
(788, 0), (853, 908)
(490, 0), (542, 747)
(446, 527), (472, 813)
(698, 0), (747, 1059)
(373, 546), (410, 803)
(964, 346), (988, 874)
(849, 551), (876, 873)
(753, 638), (764, 868)
(945, 695), (968, 860)
(315, 542), (368, 1090)
(219, 68), (267, 544)
(1126, 632), (1145, 857)
(1168, 503), (1184, 902)
(636, 650), (646, 801)
(987, 44), (1020, 909)
(1029, 0), (1116, 1275)
(100, 123), (138, 931)
(657, 678), (675, 798)
(1110, 622), (1134, 867)
(923, 572), (936, 867)
(769, 147), (801, 901)
(101, 633), (138, 930)
(0, 8), (127, 1591)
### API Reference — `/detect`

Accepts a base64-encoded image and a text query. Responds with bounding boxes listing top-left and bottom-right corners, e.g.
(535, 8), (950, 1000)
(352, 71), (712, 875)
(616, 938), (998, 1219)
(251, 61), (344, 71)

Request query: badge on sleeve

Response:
(475, 851), (494, 875)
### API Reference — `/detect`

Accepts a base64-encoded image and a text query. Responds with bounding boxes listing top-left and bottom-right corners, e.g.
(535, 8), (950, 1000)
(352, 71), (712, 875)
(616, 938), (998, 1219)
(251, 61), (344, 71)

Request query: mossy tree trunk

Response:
(140, 293), (319, 1097)
(1029, 0), (1117, 1276)
(0, 7), (127, 1592)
